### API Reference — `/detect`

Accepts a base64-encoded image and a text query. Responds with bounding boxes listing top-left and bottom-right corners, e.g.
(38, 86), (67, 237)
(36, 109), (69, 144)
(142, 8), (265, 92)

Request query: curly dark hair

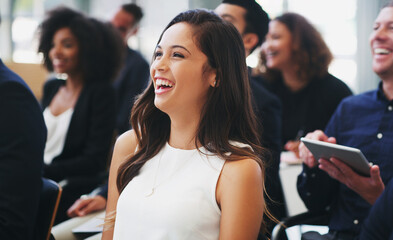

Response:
(260, 12), (333, 83)
(37, 6), (124, 84)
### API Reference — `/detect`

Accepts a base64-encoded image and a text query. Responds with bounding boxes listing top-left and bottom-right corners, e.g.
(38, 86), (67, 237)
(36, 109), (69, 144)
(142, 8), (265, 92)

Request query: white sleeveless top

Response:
(113, 142), (228, 240)
(43, 107), (73, 164)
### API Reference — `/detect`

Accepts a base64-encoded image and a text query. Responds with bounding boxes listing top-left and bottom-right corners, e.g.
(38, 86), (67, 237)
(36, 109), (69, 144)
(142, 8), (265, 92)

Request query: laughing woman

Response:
(257, 13), (352, 157)
(38, 7), (123, 223)
(103, 9), (270, 240)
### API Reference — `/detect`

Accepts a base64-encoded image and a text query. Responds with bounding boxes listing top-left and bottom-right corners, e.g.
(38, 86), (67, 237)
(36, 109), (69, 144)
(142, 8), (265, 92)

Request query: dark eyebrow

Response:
(61, 37), (76, 43)
(155, 45), (191, 55)
(374, 21), (393, 25)
(172, 45), (191, 55)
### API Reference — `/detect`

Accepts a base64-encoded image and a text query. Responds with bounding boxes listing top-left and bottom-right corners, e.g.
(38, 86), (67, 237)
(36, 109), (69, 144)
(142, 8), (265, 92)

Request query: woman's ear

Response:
(209, 70), (218, 87)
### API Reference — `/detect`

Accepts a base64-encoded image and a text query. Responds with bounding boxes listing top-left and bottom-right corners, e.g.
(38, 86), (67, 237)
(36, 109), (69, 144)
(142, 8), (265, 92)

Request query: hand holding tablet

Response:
(300, 138), (372, 176)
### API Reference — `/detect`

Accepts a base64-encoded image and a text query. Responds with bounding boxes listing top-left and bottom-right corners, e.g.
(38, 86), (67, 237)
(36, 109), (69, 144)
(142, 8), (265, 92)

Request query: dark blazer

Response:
(249, 72), (286, 230)
(0, 59), (46, 240)
(41, 79), (116, 181)
(113, 48), (150, 134)
(262, 73), (352, 146)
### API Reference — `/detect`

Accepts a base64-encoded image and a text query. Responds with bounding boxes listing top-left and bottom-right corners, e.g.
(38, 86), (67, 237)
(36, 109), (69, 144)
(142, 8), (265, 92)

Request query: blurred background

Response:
(0, 0), (388, 99)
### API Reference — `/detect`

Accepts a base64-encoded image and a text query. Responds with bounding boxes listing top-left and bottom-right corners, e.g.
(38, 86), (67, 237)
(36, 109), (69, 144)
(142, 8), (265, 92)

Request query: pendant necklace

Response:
(145, 151), (162, 197)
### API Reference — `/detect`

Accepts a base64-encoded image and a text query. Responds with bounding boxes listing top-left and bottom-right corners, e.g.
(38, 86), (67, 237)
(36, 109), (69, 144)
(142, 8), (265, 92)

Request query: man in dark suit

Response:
(0, 57), (47, 239)
(215, 0), (285, 235)
(111, 3), (150, 134)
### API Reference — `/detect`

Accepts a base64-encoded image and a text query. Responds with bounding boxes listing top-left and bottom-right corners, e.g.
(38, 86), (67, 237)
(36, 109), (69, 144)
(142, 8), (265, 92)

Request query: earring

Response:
(213, 81), (216, 87)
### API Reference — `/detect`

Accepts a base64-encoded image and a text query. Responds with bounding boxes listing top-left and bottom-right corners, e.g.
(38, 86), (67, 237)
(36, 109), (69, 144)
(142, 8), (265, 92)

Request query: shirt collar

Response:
(376, 81), (393, 103)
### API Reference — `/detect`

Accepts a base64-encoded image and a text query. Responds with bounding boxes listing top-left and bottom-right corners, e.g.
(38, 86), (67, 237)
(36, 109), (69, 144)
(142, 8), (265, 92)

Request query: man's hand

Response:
(298, 130), (337, 168)
(318, 157), (385, 205)
(67, 195), (107, 218)
(284, 140), (301, 158)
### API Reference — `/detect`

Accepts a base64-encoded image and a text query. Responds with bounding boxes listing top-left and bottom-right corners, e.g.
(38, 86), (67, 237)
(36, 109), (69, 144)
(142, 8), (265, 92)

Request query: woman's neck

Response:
(65, 73), (83, 91)
(282, 68), (308, 92)
(168, 112), (200, 150)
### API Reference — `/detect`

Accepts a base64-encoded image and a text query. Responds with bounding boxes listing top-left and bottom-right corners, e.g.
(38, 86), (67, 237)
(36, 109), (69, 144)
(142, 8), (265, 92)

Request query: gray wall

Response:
(189, 0), (221, 10)
(356, 0), (382, 93)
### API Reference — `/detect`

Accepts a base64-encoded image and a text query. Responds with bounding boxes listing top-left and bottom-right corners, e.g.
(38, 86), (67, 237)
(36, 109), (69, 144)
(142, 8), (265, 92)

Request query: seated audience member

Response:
(37, 7), (123, 223)
(360, 180), (393, 240)
(52, 4), (149, 239)
(215, 0), (285, 232)
(103, 9), (270, 239)
(257, 12), (352, 156)
(297, 2), (393, 239)
(0, 56), (46, 237)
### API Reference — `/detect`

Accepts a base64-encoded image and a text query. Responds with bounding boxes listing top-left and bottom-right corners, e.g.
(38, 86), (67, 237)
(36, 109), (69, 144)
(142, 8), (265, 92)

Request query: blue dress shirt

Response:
(360, 180), (393, 240)
(297, 82), (393, 235)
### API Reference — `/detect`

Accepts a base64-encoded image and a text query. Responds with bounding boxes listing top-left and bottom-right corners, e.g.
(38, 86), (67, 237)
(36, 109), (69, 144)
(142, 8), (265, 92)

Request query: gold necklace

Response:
(145, 150), (164, 197)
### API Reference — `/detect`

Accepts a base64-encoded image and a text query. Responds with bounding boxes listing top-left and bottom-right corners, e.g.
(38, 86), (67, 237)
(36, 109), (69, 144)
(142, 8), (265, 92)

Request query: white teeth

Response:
(53, 59), (65, 65)
(375, 48), (391, 55)
(156, 79), (174, 88)
(266, 51), (277, 57)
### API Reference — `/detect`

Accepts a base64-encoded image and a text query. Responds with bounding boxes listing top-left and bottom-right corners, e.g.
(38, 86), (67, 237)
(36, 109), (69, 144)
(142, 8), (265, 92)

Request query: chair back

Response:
(34, 177), (62, 240)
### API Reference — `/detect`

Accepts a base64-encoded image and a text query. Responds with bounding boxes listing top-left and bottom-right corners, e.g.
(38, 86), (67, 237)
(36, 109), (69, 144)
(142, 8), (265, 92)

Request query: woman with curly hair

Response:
(38, 6), (123, 223)
(102, 9), (272, 240)
(257, 12), (352, 157)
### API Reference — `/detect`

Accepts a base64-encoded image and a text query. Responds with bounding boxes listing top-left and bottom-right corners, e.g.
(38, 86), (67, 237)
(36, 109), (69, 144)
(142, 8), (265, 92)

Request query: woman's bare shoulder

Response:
(222, 158), (263, 183)
(112, 130), (138, 163)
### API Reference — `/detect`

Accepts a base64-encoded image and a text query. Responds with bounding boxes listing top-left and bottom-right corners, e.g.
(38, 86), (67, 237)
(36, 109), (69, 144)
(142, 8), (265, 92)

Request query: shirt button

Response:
(311, 173), (316, 178)
(303, 172), (307, 177)
(377, 133), (383, 139)
(354, 219), (359, 225)
(306, 192), (311, 196)
(388, 105), (393, 111)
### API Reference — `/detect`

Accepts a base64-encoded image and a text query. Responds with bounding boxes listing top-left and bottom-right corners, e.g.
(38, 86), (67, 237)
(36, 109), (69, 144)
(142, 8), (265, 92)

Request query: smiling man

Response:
(298, 2), (393, 239)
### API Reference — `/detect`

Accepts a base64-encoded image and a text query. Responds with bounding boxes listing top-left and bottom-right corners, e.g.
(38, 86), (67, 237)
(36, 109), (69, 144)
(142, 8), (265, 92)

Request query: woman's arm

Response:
(102, 130), (138, 240)
(217, 158), (264, 240)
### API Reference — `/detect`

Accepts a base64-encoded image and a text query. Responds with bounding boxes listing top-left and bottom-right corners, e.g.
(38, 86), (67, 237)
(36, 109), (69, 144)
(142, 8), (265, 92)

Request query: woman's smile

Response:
(154, 77), (175, 95)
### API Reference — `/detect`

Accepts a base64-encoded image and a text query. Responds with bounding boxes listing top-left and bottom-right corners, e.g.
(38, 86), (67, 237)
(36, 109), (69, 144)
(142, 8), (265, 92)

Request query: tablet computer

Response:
(300, 138), (371, 176)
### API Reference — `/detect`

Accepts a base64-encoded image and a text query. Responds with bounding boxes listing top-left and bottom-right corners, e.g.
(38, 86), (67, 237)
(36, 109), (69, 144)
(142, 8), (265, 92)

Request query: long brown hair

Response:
(117, 8), (271, 230)
(258, 12), (333, 83)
